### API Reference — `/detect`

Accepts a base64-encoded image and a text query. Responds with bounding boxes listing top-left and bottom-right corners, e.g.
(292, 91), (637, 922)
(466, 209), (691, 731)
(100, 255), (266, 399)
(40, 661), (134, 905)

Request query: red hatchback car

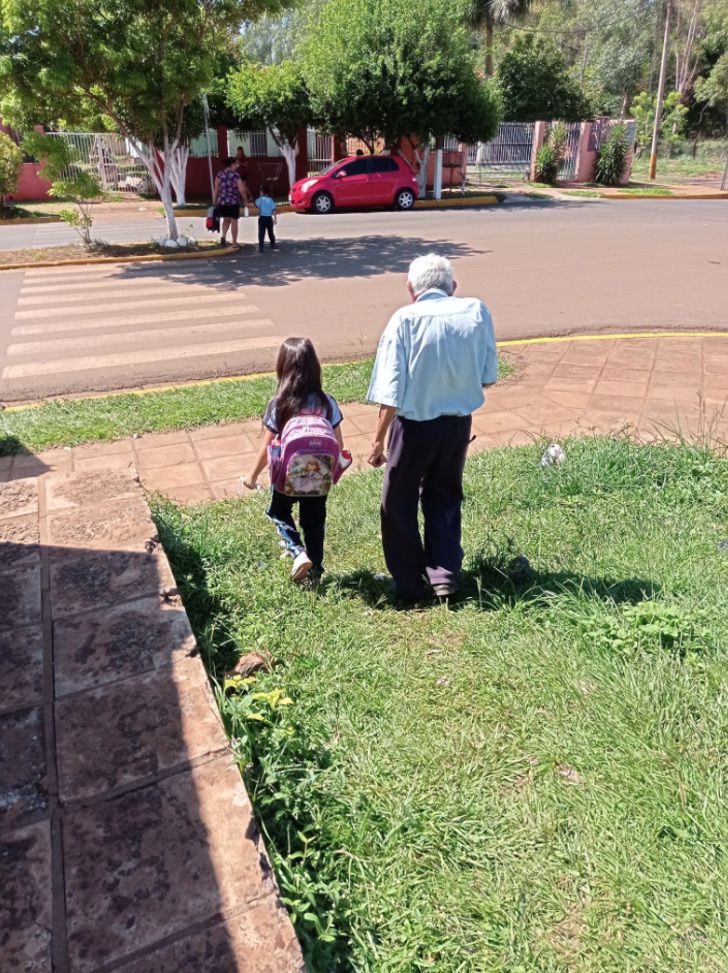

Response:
(289, 154), (419, 214)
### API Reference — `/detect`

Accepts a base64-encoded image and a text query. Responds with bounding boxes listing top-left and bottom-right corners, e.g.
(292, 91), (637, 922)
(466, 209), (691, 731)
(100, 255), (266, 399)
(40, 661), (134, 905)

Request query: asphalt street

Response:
(0, 198), (726, 402)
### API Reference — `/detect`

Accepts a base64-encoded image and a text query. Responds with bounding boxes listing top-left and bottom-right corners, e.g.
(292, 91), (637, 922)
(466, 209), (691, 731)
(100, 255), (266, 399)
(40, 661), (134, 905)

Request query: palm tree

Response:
(464, 0), (533, 77)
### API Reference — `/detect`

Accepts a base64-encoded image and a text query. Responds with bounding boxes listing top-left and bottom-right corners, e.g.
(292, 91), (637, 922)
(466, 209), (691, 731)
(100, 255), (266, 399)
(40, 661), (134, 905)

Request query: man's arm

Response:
(480, 306), (498, 389)
(368, 405), (397, 467)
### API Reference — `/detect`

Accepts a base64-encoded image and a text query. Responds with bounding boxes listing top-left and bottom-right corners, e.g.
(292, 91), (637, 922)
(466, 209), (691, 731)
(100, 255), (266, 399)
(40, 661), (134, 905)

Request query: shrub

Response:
(594, 123), (629, 185)
(0, 132), (23, 207)
(533, 122), (567, 184)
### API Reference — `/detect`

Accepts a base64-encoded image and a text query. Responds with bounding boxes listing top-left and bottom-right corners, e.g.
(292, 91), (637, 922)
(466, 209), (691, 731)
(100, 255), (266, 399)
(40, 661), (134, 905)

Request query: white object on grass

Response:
(541, 443), (565, 467)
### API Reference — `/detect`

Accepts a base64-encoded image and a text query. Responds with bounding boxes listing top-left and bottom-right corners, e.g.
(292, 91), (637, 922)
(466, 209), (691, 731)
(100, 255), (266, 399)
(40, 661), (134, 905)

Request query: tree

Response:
(632, 89), (688, 148)
(0, 131), (22, 208)
(301, 0), (500, 171)
(227, 60), (311, 190)
(23, 132), (103, 245)
(497, 34), (591, 121)
(0, 0), (282, 240)
(463, 0), (532, 77)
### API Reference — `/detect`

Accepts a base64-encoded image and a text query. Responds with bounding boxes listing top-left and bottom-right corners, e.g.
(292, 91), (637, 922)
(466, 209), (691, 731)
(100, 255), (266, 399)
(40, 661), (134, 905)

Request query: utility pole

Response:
(649, 0), (672, 181)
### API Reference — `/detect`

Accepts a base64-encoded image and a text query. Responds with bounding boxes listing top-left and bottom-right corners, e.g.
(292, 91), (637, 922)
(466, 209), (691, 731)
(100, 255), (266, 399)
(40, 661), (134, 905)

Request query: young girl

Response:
(243, 337), (346, 583)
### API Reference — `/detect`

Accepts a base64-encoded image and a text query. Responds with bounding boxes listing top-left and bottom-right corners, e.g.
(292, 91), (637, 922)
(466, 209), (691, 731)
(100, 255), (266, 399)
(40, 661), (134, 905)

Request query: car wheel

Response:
(311, 191), (334, 214)
(395, 188), (415, 210)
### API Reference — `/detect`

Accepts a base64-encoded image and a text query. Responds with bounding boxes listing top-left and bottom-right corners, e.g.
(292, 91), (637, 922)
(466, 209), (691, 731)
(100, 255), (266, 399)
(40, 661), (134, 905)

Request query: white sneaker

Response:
(291, 551), (313, 583)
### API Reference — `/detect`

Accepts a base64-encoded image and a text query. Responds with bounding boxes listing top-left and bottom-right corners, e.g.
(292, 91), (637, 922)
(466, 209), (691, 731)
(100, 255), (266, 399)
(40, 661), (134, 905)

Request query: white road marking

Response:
(17, 285), (234, 307)
(14, 298), (253, 328)
(20, 276), (227, 295)
(3, 335), (286, 379)
(8, 318), (274, 355)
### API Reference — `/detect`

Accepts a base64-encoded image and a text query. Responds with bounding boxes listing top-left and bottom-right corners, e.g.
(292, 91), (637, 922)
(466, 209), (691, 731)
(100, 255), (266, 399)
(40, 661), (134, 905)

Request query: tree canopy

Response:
(301, 0), (500, 149)
(0, 0), (283, 236)
(497, 34), (591, 122)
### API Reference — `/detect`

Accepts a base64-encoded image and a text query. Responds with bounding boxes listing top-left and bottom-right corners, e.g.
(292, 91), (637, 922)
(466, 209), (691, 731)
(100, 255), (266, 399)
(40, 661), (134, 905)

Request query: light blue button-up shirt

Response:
(367, 289), (498, 421)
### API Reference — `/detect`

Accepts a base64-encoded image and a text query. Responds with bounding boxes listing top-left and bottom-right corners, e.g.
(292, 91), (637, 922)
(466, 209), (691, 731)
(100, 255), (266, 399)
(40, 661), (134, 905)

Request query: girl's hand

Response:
(242, 475), (257, 490)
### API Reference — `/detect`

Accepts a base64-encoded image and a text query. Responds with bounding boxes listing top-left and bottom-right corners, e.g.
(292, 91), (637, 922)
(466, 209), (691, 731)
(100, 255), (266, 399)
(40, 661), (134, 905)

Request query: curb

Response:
(599, 190), (728, 200)
(0, 214), (62, 226)
(414, 195), (500, 208)
(0, 245), (231, 272)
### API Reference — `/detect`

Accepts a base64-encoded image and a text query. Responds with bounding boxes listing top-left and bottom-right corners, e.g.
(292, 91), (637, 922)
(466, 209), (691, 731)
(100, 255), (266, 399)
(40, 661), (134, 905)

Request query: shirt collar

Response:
(415, 288), (449, 303)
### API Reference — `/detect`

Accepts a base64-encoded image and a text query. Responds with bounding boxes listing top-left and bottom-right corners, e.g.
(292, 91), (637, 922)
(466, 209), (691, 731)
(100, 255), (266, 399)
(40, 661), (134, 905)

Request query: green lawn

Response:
(0, 356), (515, 455)
(154, 438), (728, 972)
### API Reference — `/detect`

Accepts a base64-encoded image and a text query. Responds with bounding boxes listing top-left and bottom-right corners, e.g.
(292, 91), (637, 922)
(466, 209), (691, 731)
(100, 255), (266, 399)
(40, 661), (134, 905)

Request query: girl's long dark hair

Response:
(274, 337), (332, 431)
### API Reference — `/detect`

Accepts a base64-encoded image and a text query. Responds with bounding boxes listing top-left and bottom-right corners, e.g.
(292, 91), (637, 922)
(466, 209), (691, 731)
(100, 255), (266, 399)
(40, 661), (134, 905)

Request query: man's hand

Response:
(368, 440), (386, 468)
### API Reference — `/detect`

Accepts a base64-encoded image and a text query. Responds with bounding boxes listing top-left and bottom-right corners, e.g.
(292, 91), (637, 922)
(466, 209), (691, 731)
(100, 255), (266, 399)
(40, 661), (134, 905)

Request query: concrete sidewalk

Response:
(3, 334), (726, 501)
(0, 470), (303, 972)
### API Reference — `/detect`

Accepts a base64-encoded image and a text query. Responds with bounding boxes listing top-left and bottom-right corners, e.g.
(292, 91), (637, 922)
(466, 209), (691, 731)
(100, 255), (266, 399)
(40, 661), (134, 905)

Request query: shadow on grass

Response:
(332, 555), (659, 612)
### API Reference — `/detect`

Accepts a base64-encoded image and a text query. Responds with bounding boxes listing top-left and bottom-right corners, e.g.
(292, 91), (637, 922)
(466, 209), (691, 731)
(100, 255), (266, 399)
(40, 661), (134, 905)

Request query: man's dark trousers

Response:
(381, 414), (472, 598)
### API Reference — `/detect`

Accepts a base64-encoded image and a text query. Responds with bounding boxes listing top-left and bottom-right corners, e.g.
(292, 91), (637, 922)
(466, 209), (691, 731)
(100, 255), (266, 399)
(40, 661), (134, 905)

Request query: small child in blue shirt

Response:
(255, 184), (278, 253)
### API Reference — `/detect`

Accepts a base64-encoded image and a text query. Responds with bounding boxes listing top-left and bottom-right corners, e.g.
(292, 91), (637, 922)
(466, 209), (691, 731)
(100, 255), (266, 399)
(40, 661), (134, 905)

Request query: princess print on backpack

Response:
(243, 338), (352, 584)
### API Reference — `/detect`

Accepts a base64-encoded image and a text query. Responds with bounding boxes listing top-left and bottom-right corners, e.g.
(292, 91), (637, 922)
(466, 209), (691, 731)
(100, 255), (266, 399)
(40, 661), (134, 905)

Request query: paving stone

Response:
(11, 449), (72, 478)
(192, 433), (255, 460)
(0, 821), (52, 971)
(53, 596), (198, 697)
(189, 421), (259, 442)
(138, 463), (205, 491)
(0, 706), (48, 834)
(544, 375), (597, 394)
(49, 547), (175, 620)
(44, 469), (139, 512)
(135, 443), (197, 470)
(0, 566), (41, 631)
(599, 366), (652, 385)
(64, 756), (276, 972)
(74, 451), (137, 474)
(56, 657), (222, 801)
(202, 454), (249, 481)
(113, 898), (305, 972)
(0, 626), (44, 714)
(72, 439), (135, 459)
(0, 477), (38, 519)
(45, 496), (156, 551)
(134, 429), (192, 450)
(595, 379), (651, 398)
(551, 362), (603, 380)
(0, 513), (40, 569)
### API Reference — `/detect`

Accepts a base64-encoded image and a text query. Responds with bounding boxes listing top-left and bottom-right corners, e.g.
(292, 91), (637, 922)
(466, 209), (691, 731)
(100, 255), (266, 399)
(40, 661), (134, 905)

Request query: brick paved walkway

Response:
(2, 335), (726, 502)
(0, 472), (303, 972)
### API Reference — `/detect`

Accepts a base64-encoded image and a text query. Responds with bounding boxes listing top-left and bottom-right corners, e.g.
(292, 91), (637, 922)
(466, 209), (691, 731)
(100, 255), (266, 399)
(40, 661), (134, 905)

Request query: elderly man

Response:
(367, 253), (498, 600)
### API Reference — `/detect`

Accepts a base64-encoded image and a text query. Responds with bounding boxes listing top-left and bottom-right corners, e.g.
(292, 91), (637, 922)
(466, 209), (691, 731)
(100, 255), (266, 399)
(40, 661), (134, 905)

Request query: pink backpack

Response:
(269, 414), (345, 497)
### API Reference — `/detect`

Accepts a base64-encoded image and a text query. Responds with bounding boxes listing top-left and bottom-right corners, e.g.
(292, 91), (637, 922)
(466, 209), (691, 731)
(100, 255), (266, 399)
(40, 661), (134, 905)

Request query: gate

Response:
(555, 122), (582, 180)
(307, 128), (333, 174)
(467, 122), (536, 178)
(44, 132), (153, 194)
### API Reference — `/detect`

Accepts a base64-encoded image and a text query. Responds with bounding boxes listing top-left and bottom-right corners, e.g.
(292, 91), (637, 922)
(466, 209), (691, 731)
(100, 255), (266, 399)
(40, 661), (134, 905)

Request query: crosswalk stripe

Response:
(14, 293), (248, 323)
(3, 335), (286, 380)
(22, 263), (210, 281)
(8, 317), (274, 356)
(20, 276), (225, 295)
(18, 286), (234, 307)
(12, 304), (260, 336)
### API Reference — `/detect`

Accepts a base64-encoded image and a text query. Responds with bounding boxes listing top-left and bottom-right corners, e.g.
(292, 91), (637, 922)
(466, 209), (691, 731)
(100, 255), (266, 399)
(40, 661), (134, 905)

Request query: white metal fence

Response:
(307, 128), (333, 173)
(44, 132), (153, 194)
(227, 130), (282, 158)
(467, 122), (536, 179)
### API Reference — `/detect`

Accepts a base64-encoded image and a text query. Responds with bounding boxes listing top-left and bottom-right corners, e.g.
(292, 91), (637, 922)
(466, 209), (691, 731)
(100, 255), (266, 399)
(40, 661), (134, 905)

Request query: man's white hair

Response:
(407, 253), (454, 296)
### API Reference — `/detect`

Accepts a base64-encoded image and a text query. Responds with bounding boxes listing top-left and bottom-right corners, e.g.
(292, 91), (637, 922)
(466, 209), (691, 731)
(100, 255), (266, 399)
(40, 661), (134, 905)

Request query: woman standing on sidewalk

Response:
(214, 157), (250, 251)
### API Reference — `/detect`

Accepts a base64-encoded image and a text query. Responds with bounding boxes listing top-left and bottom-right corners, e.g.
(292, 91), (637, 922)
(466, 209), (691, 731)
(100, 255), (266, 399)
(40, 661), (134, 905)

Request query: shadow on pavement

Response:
(110, 234), (486, 290)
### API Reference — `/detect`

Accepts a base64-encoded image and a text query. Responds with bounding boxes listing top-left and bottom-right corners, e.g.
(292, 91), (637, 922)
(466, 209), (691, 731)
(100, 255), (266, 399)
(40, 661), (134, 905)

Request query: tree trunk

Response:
(130, 137), (179, 240)
(414, 142), (431, 199)
(271, 128), (299, 192)
(485, 21), (494, 78)
(169, 143), (190, 205)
